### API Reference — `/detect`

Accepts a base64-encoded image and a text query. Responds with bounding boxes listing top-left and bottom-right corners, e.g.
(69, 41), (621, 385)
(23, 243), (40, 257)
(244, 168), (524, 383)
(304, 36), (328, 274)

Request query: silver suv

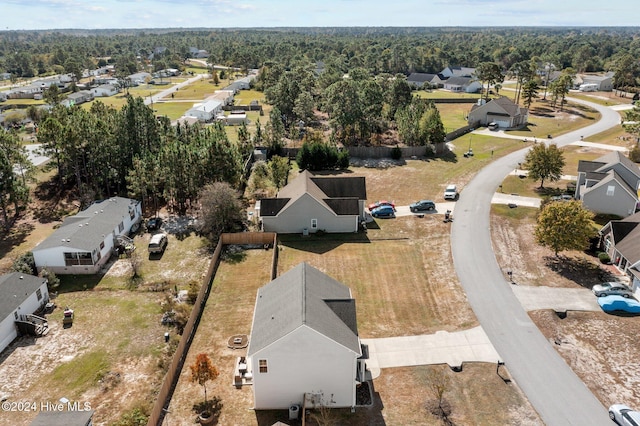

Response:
(443, 184), (458, 200)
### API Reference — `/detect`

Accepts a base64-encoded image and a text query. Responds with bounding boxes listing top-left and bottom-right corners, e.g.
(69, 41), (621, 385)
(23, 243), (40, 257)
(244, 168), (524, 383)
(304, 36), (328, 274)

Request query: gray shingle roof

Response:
(33, 197), (138, 252)
(259, 170), (365, 217)
(247, 263), (360, 356)
(30, 410), (94, 426)
(0, 273), (47, 320)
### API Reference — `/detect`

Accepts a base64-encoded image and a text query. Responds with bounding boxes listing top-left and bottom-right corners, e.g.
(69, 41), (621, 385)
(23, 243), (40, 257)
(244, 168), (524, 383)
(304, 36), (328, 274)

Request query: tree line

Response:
(1, 27), (639, 89)
(36, 96), (246, 213)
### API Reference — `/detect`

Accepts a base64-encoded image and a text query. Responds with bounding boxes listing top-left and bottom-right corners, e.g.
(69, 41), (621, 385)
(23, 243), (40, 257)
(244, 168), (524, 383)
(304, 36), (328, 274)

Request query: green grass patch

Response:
(507, 100), (600, 139)
(169, 79), (222, 100)
(491, 204), (538, 220)
(233, 89), (265, 106)
(49, 350), (109, 396)
(151, 102), (192, 120)
(500, 175), (574, 199)
(567, 92), (629, 107)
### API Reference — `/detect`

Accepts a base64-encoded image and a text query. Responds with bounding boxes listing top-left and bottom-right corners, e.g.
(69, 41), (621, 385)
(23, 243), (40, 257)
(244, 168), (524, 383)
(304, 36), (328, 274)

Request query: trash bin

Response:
(164, 332), (170, 343)
(289, 404), (300, 420)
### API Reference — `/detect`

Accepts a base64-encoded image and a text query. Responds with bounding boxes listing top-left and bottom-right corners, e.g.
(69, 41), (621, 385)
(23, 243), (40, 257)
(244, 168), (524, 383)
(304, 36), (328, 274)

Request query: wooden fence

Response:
(148, 232), (278, 426)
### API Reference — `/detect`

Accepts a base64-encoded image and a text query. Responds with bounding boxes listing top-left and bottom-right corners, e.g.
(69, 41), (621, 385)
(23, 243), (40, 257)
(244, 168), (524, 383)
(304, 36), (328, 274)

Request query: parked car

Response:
(147, 217), (162, 231)
(368, 200), (396, 211)
(371, 205), (396, 218)
(148, 233), (168, 254)
(443, 184), (458, 200)
(598, 296), (640, 314)
(409, 200), (436, 212)
(592, 282), (634, 298)
(609, 404), (640, 425)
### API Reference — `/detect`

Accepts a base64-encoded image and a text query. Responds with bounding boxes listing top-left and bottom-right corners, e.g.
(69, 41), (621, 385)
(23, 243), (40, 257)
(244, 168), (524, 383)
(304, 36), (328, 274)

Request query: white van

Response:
(148, 233), (168, 254)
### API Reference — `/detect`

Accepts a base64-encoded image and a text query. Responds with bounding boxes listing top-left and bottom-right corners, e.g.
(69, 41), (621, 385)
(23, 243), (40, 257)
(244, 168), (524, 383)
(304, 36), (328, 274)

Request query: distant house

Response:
(443, 76), (482, 93)
(210, 90), (234, 106)
(247, 262), (366, 410)
(259, 170), (367, 234)
(440, 66), (476, 78)
(0, 273), (49, 354)
(576, 72), (615, 91)
(189, 47), (209, 58)
(223, 75), (255, 93)
(185, 99), (223, 122)
(467, 97), (529, 129)
(32, 197), (142, 274)
(220, 111), (248, 126)
(406, 73), (437, 89)
(575, 151), (640, 218)
(128, 72), (152, 86)
(62, 90), (94, 107)
(599, 212), (640, 294)
(91, 84), (119, 97)
(30, 409), (94, 426)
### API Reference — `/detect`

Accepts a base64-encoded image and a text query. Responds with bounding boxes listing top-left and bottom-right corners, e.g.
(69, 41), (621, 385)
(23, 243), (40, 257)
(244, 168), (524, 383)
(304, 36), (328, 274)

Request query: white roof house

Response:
(32, 197), (142, 274)
(185, 99), (223, 122)
(247, 263), (366, 410)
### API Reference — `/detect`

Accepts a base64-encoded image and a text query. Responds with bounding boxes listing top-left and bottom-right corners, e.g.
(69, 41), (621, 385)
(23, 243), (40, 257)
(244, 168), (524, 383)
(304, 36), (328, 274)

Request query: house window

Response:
(259, 359), (268, 373)
(14, 312), (18, 320)
(64, 252), (94, 266)
(606, 185), (615, 196)
(100, 241), (105, 250)
(118, 221), (124, 233)
(311, 219), (318, 229)
(36, 289), (42, 301)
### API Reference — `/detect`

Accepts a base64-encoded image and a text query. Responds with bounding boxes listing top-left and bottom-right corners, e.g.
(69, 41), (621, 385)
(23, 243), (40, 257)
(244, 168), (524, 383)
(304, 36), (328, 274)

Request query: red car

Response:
(368, 200), (395, 211)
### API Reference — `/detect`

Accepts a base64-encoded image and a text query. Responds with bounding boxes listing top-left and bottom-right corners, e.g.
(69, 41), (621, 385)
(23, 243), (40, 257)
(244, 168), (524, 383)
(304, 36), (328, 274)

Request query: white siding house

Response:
(91, 84), (119, 97)
(32, 197), (142, 274)
(185, 99), (223, 122)
(247, 263), (366, 410)
(0, 273), (49, 354)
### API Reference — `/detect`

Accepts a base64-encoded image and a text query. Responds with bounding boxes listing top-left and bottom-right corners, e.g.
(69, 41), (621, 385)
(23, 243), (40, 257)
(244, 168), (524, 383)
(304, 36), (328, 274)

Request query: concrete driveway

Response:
(362, 326), (501, 378)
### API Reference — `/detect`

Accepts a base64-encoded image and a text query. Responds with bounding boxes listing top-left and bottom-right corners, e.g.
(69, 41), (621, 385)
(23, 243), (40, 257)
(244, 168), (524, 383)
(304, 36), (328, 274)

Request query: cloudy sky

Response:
(2, 0), (635, 30)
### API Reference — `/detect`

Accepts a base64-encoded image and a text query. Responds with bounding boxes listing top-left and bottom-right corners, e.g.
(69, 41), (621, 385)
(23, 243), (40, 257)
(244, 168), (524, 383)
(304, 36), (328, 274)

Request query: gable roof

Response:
(260, 170), (365, 217)
(595, 151), (640, 178)
(33, 197), (139, 252)
(585, 170), (637, 200)
(407, 73), (436, 83)
(469, 96), (526, 118)
(603, 212), (640, 265)
(578, 152), (640, 188)
(0, 273), (47, 320)
(247, 263), (360, 356)
(444, 76), (474, 86)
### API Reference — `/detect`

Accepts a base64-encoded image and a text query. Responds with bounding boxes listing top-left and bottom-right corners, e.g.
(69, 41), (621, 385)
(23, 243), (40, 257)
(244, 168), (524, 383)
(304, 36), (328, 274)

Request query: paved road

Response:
(451, 98), (621, 426)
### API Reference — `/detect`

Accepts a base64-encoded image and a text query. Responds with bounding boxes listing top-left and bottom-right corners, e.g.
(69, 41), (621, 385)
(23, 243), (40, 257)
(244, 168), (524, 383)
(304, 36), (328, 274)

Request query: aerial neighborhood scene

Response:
(2, 1), (640, 425)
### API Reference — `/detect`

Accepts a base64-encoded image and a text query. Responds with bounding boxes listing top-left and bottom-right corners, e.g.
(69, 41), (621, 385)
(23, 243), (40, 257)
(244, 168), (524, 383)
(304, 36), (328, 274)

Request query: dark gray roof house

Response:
(467, 96), (529, 129)
(260, 170), (366, 234)
(407, 73), (437, 88)
(247, 262), (365, 409)
(600, 211), (640, 295)
(576, 151), (640, 218)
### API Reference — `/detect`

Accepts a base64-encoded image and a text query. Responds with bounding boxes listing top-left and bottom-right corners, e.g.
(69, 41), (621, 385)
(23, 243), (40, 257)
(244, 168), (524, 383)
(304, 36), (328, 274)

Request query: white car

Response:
(443, 184), (458, 200)
(609, 404), (640, 425)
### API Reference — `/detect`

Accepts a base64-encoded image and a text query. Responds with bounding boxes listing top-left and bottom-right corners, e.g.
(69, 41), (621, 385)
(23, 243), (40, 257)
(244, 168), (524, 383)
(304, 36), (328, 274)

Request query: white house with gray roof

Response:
(247, 262), (366, 410)
(0, 273), (49, 354)
(575, 151), (640, 218)
(32, 197), (141, 274)
(185, 99), (223, 122)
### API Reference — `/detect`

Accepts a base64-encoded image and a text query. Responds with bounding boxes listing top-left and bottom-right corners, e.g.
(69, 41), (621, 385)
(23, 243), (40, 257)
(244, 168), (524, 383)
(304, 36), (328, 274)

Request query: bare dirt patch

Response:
(492, 211), (640, 411)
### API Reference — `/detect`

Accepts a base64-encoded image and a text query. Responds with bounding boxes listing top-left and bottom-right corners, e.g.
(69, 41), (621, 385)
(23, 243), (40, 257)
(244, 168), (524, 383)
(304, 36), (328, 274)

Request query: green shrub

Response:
(597, 252), (611, 264)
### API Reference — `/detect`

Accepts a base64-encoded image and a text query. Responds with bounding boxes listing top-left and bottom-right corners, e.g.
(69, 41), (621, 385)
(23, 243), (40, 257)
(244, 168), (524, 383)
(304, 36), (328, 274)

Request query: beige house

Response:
(467, 97), (529, 129)
(259, 170), (366, 234)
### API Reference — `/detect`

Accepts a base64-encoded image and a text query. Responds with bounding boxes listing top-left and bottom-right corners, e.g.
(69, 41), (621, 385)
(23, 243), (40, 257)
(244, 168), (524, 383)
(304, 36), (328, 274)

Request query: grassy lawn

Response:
(233, 89), (265, 106)
(2, 99), (45, 106)
(568, 91), (632, 107)
(435, 102), (475, 132)
(150, 102), (193, 120)
(506, 99), (600, 139)
(168, 78), (223, 100)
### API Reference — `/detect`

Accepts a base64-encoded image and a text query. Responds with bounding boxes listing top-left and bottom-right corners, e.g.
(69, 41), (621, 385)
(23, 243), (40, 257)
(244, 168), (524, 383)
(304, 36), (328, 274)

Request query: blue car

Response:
(597, 295), (640, 314)
(371, 205), (395, 218)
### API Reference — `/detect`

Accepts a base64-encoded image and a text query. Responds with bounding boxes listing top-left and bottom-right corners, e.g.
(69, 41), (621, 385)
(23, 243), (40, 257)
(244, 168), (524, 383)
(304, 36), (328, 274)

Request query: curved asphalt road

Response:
(451, 98), (623, 426)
